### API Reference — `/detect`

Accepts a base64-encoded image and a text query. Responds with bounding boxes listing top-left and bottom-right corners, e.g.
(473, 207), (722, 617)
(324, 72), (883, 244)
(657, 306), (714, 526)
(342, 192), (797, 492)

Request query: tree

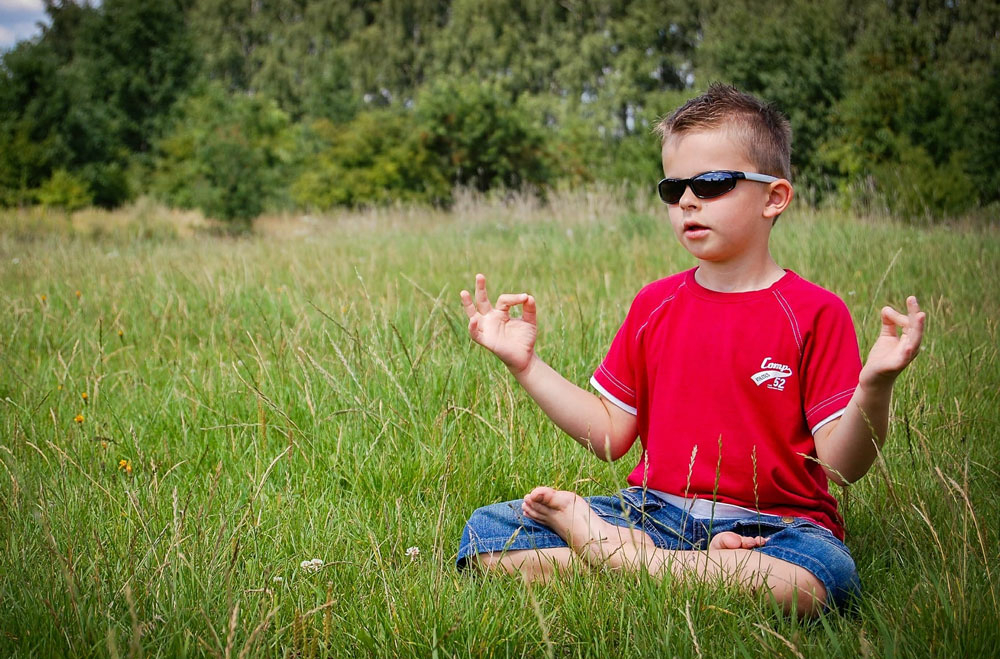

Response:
(699, 0), (853, 197)
(822, 0), (998, 216)
(189, 0), (360, 121)
(0, 0), (197, 207)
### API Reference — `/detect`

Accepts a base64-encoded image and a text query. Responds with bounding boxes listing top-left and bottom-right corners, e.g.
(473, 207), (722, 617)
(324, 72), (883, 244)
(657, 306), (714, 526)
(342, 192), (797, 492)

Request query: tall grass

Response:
(1, 192), (998, 657)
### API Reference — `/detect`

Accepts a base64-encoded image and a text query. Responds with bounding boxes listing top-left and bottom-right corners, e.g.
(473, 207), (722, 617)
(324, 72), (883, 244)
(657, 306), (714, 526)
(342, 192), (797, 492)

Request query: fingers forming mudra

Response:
(460, 273), (537, 373)
(865, 295), (926, 383)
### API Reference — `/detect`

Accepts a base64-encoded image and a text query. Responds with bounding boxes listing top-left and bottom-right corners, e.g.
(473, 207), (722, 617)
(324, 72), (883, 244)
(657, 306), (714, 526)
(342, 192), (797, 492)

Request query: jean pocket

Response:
(729, 519), (782, 536)
(619, 487), (669, 515)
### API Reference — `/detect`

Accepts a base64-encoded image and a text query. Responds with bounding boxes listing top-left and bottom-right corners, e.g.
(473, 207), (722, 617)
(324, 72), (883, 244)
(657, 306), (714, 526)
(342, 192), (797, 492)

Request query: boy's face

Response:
(660, 128), (789, 267)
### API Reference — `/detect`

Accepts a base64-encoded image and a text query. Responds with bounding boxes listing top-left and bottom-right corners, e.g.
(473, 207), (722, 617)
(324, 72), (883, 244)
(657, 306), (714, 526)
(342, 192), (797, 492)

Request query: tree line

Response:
(1, 0), (996, 221)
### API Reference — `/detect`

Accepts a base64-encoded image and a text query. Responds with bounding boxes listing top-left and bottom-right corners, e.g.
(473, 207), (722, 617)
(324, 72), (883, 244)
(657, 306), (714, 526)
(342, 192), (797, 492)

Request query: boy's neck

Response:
(693, 257), (786, 293)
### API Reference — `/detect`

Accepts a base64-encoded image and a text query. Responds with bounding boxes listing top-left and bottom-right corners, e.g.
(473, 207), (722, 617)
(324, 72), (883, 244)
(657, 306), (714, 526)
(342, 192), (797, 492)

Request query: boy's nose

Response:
(678, 184), (701, 209)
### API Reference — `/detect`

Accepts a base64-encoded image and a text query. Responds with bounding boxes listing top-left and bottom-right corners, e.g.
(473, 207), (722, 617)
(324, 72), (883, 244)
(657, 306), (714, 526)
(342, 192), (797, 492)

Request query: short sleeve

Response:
(590, 297), (644, 416)
(801, 298), (862, 434)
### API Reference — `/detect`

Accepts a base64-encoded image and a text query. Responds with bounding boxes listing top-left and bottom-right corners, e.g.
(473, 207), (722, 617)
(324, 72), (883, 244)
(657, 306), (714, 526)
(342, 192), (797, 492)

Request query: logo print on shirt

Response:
(751, 357), (793, 391)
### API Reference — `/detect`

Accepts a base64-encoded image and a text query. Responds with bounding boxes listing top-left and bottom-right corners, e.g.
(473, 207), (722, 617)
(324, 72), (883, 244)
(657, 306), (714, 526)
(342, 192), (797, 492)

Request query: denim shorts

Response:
(457, 486), (861, 610)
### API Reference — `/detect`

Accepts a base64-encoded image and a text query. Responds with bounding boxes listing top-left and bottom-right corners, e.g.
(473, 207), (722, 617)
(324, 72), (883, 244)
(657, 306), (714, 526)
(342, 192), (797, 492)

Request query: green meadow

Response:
(1, 194), (998, 657)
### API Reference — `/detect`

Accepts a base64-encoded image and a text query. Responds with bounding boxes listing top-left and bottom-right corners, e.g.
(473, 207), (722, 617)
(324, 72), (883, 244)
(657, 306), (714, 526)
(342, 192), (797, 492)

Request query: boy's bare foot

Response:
(522, 487), (769, 570)
(521, 486), (638, 567)
(709, 531), (767, 551)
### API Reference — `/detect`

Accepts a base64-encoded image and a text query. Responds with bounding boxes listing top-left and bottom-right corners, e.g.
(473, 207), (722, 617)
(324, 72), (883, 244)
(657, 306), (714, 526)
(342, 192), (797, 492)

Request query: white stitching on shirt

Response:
(806, 388), (854, 417)
(598, 363), (635, 395)
(634, 290), (679, 341)
(773, 290), (803, 355)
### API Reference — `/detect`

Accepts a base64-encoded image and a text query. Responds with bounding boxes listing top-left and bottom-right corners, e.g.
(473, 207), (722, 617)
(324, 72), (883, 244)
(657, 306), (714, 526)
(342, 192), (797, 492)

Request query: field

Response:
(1, 192), (998, 658)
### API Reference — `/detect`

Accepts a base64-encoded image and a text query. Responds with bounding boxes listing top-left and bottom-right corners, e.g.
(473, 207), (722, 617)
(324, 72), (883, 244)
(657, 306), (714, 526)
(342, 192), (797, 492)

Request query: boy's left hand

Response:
(860, 296), (926, 388)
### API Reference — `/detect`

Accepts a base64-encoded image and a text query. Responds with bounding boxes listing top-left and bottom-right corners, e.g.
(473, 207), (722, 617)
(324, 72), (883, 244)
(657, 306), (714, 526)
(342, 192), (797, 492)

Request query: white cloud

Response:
(0, 1), (44, 11)
(0, 20), (42, 48)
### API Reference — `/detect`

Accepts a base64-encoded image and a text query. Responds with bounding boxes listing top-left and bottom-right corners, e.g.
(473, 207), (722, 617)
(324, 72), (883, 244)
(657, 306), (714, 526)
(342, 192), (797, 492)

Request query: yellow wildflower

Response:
(81, 392), (88, 401)
(75, 290), (81, 298)
(118, 459), (132, 474)
(74, 414), (84, 424)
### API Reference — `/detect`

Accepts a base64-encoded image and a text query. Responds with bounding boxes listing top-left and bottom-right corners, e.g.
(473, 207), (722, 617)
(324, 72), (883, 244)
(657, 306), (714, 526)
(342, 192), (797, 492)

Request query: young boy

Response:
(455, 83), (925, 616)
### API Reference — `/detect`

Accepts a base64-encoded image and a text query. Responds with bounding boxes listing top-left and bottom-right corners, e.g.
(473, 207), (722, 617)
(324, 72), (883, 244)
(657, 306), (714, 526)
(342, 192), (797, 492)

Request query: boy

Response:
(456, 83), (925, 616)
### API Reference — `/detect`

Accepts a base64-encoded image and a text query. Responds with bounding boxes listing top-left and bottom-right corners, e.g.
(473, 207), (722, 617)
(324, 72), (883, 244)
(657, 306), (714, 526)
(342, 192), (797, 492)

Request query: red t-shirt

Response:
(591, 268), (861, 539)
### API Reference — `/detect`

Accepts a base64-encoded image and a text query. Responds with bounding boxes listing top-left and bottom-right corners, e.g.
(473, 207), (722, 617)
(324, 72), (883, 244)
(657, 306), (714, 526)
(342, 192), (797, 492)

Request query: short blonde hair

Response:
(654, 83), (792, 180)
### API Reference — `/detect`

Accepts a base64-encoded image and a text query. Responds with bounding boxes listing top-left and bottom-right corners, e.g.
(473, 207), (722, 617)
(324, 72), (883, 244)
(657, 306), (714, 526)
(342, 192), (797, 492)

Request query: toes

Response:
(709, 532), (740, 550)
(710, 532), (768, 550)
(722, 535), (744, 550)
(521, 500), (541, 519)
(525, 486), (554, 503)
(741, 535), (768, 549)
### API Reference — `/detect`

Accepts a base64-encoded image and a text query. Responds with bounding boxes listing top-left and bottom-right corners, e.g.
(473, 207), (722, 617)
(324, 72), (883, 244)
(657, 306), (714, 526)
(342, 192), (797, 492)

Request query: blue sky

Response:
(0, 0), (48, 50)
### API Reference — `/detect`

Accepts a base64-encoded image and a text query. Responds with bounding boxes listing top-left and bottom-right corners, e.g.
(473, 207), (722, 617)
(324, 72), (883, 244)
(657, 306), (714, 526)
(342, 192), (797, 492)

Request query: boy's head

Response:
(655, 84), (795, 262)
(654, 83), (791, 181)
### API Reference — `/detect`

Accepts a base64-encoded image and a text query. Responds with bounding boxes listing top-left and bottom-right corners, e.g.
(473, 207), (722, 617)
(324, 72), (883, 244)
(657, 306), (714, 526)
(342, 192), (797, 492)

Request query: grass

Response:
(0, 191), (998, 657)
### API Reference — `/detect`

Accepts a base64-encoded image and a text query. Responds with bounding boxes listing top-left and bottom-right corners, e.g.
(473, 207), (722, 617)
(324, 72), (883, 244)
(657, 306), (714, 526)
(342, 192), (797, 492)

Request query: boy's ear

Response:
(762, 179), (794, 220)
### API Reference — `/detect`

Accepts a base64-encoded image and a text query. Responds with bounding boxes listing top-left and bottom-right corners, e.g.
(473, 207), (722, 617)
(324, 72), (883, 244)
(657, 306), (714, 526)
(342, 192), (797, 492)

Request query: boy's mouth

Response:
(683, 222), (709, 233)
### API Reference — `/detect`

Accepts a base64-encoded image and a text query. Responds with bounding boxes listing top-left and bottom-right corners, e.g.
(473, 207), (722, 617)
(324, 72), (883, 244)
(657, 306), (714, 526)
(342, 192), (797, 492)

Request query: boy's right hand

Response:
(460, 273), (537, 376)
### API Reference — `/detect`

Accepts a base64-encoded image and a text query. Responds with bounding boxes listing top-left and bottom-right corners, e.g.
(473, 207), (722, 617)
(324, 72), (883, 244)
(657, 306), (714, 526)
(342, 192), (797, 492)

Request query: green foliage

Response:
(0, 0), (197, 208)
(292, 111), (449, 209)
(150, 84), (293, 221)
(819, 0), (998, 217)
(0, 0), (996, 220)
(0, 36), (72, 204)
(414, 77), (553, 193)
(858, 140), (976, 220)
(291, 76), (559, 209)
(189, 0), (360, 121)
(33, 169), (94, 211)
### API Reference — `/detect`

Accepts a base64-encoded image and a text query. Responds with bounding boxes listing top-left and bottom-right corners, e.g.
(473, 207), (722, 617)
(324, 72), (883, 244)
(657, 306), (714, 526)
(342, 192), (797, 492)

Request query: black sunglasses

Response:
(657, 170), (779, 204)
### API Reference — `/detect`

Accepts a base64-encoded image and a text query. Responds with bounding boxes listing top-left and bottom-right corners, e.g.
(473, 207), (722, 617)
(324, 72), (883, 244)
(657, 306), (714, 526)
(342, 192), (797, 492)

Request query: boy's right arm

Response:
(461, 274), (638, 461)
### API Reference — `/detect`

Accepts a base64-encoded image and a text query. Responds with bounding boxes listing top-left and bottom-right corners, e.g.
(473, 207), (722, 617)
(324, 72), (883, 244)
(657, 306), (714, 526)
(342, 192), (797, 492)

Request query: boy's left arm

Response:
(814, 296), (927, 485)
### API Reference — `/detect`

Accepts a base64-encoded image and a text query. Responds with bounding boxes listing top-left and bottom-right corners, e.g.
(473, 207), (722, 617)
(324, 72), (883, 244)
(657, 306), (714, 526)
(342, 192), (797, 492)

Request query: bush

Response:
(414, 77), (553, 194)
(834, 135), (979, 221)
(33, 169), (93, 211)
(871, 142), (978, 220)
(150, 84), (292, 222)
(291, 110), (449, 209)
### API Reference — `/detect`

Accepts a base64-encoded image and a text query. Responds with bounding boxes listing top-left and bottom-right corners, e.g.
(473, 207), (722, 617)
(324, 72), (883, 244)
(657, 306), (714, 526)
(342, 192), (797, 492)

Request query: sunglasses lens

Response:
(690, 172), (738, 199)
(658, 172), (742, 204)
(658, 180), (686, 204)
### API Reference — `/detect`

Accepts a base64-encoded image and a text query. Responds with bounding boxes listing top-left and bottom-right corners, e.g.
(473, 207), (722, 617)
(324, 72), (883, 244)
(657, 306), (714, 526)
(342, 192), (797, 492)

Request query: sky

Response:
(0, 0), (49, 51)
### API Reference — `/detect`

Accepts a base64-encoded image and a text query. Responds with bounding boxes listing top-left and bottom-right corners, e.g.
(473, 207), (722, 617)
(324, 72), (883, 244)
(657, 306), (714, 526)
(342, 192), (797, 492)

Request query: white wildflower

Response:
(300, 558), (324, 573)
(405, 546), (420, 561)
(272, 576), (284, 583)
